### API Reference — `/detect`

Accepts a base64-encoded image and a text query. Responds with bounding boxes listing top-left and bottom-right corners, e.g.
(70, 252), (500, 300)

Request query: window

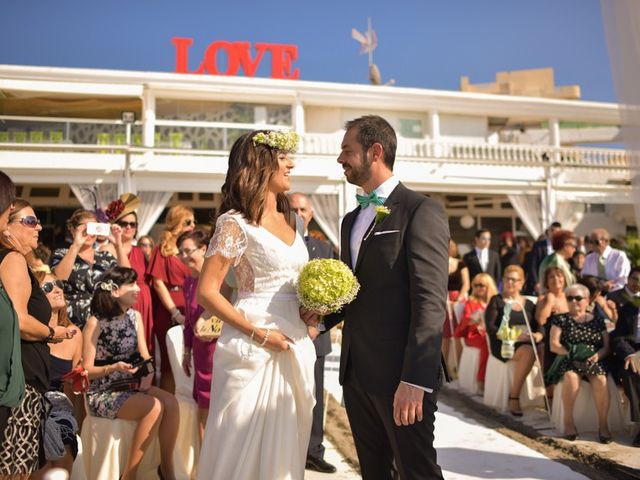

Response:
(399, 119), (423, 139)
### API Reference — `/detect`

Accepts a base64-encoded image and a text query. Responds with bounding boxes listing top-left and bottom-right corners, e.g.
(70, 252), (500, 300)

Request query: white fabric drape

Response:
(69, 184), (119, 213)
(70, 185), (171, 236)
(309, 194), (339, 248)
(508, 194), (543, 239)
(137, 192), (173, 236)
(601, 0), (640, 229)
(554, 201), (585, 233)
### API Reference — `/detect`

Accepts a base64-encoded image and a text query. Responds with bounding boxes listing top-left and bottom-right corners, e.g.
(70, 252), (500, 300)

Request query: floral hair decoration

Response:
(98, 280), (117, 292)
(105, 193), (141, 223)
(252, 131), (299, 153)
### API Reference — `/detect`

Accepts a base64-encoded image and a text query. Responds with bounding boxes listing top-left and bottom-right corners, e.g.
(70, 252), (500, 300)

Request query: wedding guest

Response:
(32, 243), (52, 273)
(51, 209), (127, 330)
(108, 194), (154, 359)
(463, 229), (501, 289)
(83, 267), (179, 480)
(177, 229), (216, 442)
(516, 236), (532, 269)
(582, 228), (631, 293)
(537, 230), (576, 293)
(610, 268), (640, 447)
(547, 283), (612, 443)
(524, 222), (562, 295)
(485, 265), (541, 416)
(499, 231), (519, 274)
(147, 205), (193, 393)
(454, 273), (498, 390)
(569, 250), (586, 279)
(196, 130), (317, 479)
(0, 170), (23, 473)
(32, 271), (82, 480)
(444, 239), (469, 374)
(579, 275), (618, 330)
(137, 235), (155, 262)
(289, 191), (337, 474)
(0, 199), (73, 477)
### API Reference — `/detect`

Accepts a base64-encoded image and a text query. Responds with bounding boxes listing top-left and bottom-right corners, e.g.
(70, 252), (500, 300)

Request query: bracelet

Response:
(104, 365), (111, 375)
(45, 326), (55, 343)
(259, 328), (270, 347)
(249, 329), (256, 343)
(171, 309), (180, 320)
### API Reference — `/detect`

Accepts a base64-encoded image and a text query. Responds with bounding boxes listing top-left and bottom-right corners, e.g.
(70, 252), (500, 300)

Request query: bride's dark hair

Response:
(219, 130), (290, 224)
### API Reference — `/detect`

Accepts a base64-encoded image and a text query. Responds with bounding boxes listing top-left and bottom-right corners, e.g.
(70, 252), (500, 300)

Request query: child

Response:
(83, 267), (179, 480)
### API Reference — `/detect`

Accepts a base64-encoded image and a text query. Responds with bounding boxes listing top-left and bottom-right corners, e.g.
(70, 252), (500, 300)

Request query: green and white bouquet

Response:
(297, 259), (360, 315)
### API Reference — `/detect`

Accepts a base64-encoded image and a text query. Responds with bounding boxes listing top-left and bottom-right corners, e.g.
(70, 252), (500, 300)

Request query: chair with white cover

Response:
(551, 374), (630, 435)
(165, 325), (200, 479)
(483, 335), (546, 412)
(69, 435), (86, 480)
(80, 400), (160, 480)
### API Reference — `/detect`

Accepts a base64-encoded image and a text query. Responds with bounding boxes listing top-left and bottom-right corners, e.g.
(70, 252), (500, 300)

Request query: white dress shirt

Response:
(475, 247), (489, 272)
(582, 245), (631, 291)
(350, 176), (399, 268)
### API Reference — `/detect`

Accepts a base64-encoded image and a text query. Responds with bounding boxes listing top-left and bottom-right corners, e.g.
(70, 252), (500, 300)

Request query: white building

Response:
(0, 64), (633, 248)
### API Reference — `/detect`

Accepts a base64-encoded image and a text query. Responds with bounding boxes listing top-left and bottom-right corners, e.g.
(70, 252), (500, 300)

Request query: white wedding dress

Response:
(196, 212), (316, 480)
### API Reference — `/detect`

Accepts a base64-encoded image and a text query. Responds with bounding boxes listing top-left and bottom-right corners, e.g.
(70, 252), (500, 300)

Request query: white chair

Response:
(551, 374), (630, 435)
(483, 335), (545, 412)
(69, 434), (86, 480)
(457, 341), (481, 395)
(166, 325), (200, 480)
(80, 405), (160, 480)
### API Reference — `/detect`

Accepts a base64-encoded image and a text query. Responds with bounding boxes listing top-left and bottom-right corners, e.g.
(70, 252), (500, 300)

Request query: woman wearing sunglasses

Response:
(147, 205), (194, 393)
(107, 194), (155, 363)
(31, 271), (83, 480)
(547, 283), (612, 443)
(454, 273), (498, 391)
(0, 198), (74, 477)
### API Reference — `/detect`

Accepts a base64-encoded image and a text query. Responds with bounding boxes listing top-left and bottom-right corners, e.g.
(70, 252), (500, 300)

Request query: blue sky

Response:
(0, 0), (615, 101)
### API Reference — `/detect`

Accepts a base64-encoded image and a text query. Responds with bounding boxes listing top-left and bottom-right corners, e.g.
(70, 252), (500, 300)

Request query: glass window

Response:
(156, 99), (291, 125)
(399, 119), (423, 139)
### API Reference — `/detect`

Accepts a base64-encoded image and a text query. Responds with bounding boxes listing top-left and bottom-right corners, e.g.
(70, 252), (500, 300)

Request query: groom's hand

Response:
(299, 307), (319, 327)
(393, 383), (424, 426)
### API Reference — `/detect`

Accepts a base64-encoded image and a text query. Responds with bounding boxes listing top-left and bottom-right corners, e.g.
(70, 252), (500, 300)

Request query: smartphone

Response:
(86, 222), (111, 236)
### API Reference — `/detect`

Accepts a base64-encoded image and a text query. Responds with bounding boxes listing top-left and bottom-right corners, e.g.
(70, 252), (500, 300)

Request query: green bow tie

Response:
(356, 191), (385, 208)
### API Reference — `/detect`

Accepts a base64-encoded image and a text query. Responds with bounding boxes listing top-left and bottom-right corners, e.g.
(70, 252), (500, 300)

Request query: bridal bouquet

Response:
(297, 259), (360, 315)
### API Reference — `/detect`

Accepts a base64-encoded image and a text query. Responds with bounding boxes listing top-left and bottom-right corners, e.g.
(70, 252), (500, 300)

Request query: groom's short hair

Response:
(345, 115), (397, 170)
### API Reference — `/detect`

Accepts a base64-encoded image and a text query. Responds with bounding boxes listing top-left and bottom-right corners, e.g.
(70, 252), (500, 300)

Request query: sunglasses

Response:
(473, 283), (486, 288)
(138, 242), (152, 248)
(117, 221), (137, 229)
(12, 215), (41, 228)
(184, 219), (195, 227)
(41, 280), (64, 294)
(566, 295), (585, 302)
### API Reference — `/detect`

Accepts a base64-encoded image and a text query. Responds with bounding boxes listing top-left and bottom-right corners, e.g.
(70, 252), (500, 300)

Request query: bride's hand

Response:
(256, 328), (293, 352)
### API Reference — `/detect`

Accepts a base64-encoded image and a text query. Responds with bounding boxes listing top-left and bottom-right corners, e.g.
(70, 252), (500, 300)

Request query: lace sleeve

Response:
(205, 214), (247, 266)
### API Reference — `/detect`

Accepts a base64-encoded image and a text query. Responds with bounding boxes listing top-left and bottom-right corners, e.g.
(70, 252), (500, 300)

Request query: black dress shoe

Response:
(306, 456), (337, 473)
(598, 434), (612, 445)
(563, 433), (577, 441)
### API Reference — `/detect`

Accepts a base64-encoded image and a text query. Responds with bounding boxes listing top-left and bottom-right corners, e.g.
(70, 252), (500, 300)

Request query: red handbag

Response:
(61, 366), (90, 394)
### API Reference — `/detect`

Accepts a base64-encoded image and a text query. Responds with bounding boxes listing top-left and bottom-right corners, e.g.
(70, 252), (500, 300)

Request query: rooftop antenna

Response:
(351, 18), (395, 86)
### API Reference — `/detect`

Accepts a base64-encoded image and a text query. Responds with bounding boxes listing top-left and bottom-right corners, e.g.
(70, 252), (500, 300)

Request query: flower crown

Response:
(252, 131), (299, 153)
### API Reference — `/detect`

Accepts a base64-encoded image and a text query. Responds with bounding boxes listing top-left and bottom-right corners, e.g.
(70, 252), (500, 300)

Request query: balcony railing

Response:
(0, 115), (633, 171)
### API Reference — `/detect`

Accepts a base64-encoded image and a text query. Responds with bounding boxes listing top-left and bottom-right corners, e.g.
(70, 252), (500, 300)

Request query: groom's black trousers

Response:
(343, 371), (444, 480)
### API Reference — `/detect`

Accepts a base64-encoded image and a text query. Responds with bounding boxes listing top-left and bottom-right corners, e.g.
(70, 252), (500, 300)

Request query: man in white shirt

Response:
(582, 228), (630, 292)
(462, 229), (501, 290)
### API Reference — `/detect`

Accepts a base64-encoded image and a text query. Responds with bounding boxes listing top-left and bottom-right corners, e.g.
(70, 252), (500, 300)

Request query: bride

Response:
(196, 130), (317, 479)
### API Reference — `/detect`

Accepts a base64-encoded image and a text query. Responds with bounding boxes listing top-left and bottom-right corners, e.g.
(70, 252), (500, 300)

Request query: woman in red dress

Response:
(454, 273), (498, 391)
(108, 194), (154, 359)
(147, 205), (194, 393)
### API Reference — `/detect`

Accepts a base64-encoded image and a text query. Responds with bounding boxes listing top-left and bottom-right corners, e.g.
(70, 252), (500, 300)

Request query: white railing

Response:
(0, 130), (633, 171)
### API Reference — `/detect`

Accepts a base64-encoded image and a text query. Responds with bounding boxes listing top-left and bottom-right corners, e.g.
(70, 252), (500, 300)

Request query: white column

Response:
(142, 87), (156, 147)
(546, 118), (560, 225)
(293, 96), (305, 133)
(429, 111), (441, 157)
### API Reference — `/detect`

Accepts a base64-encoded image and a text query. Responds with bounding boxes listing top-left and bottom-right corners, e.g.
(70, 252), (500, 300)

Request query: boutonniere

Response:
(374, 205), (391, 225)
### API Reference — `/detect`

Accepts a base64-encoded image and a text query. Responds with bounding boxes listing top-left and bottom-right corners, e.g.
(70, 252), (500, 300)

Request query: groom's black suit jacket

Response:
(325, 183), (449, 395)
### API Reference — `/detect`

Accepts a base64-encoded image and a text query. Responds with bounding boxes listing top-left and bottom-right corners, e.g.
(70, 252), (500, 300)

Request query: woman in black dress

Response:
(0, 199), (74, 476)
(548, 283), (611, 442)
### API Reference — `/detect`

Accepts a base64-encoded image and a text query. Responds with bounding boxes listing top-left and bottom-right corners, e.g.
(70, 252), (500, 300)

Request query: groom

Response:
(324, 115), (449, 480)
